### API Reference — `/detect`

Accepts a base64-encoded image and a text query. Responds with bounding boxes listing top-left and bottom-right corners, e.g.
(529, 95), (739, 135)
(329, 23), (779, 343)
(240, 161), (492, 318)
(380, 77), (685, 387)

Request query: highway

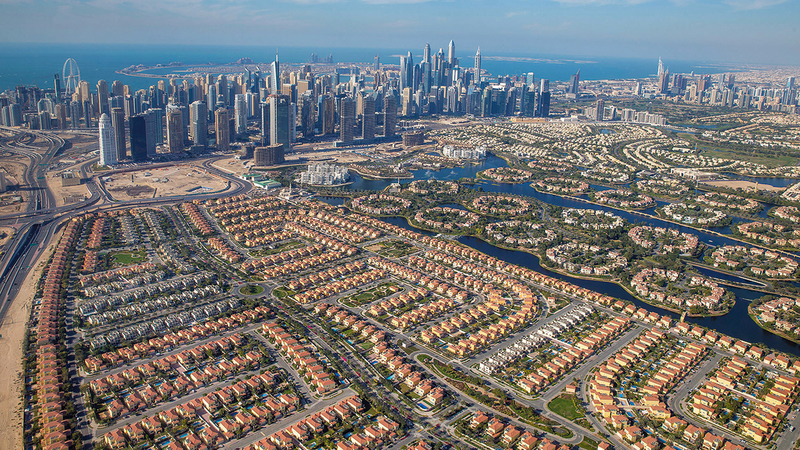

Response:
(0, 128), (252, 335)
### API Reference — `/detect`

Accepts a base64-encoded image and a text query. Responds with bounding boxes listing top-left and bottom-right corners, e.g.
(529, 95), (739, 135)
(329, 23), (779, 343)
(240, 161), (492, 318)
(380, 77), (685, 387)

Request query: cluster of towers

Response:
(391, 41), (551, 119)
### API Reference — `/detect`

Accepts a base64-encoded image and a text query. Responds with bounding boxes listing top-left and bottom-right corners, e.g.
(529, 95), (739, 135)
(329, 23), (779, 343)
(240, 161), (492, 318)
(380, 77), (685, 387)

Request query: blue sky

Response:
(1, 0), (798, 64)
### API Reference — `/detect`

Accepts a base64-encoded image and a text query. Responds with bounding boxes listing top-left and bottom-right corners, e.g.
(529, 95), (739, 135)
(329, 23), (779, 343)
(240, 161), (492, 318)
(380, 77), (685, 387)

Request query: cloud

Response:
(724, 0), (789, 10)
(505, 10), (528, 17)
(361, 0), (436, 3)
(551, 0), (653, 5)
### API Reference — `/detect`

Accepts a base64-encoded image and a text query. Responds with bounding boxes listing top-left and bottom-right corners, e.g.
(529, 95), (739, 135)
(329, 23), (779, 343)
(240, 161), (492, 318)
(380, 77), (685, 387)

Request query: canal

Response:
(320, 154), (800, 355)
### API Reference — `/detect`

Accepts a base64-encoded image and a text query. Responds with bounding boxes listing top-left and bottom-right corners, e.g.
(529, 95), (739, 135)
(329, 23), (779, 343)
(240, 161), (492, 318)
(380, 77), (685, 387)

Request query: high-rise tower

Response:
(270, 52), (280, 93)
(166, 105), (184, 154)
(362, 92), (375, 141)
(215, 108), (231, 151)
(448, 40), (455, 65)
(474, 47), (481, 86)
(269, 94), (290, 152)
(111, 107), (126, 160)
(97, 79), (110, 115)
(234, 94), (247, 135)
(189, 101), (208, 148)
(98, 113), (117, 166)
(339, 96), (354, 143)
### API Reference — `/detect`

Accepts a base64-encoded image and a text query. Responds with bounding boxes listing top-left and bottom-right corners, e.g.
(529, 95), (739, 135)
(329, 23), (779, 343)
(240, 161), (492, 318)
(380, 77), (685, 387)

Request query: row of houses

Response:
(294, 268), (387, 304)
(370, 342), (446, 407)
(240, 396), (402, 450)
(241, 243), (326, 273)
(81, 269), (166, 298)
(207, 237), (242, 263)
(83, 306), (270, 373)
(31, 218), (82, 450)
(295, 208), (382, 242)
(588, 329), (728, 450)
(83, 284), (221, 327)
(79, 271), (215, 316)
(692, 356), (799, 444)
(519, 315), (631, 395)
(478, 305), (593, 374)
(89, 297), (241, 349)
(262, 320), (338, 394)
(181, 202), (215, 236)
(469, 410), (563, 450)
(101, 371), (300, 450)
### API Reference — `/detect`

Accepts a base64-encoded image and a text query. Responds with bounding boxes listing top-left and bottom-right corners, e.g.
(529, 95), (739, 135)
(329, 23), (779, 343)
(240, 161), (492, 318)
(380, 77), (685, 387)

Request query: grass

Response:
(240, 284), (264, 296)
(578, 436), (601, 450)
(547, 394), (585, 421)
(111, 249), (147, 266)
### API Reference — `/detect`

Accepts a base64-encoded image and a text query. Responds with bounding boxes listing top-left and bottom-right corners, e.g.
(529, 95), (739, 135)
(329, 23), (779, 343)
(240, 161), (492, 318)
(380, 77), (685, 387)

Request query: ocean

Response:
(0, 43), (735, 93)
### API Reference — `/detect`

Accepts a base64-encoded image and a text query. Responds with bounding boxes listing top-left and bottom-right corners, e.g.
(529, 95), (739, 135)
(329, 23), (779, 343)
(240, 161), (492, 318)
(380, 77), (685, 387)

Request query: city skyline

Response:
(0, 0), (798, 65)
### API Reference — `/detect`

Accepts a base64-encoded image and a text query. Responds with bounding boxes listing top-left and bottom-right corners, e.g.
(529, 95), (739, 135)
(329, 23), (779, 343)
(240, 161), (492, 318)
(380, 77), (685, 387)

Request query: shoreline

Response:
(748, 304), (800, 346)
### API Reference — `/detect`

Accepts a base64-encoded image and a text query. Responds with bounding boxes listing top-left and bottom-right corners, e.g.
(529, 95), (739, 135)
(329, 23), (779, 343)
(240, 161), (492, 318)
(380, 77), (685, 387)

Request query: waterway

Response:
(320, 154), (800, 356)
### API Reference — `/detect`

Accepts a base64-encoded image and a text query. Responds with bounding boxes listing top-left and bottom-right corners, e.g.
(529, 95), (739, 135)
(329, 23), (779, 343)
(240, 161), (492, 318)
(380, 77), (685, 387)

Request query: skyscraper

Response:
(362, 92), (375, 140)
(215, 108), (231, 151)
(384, 95), (396, 137)
(399, 53), (412, 92)
(98, 113), (117, 166)
(270, 53), (280, 93)
(299, 92), (316, 138)
(525, 72), (535, 87)
(269, 94), (290, 152)
(189, 101), (208, 148)
(474, 47), (481, 86)
(129, 115), (149, 162)
(216, 75), (228, 108)
(53, 74), (62, 101)
(234, 94), (247, 135)
(568, 70), (580, 96)
(536, 79), (550, 117)
(424, 43), (431, 64)
(69, 101), (80, 130)
(97, 79), (110, 115)
(111, 107), (126, 160)
(260, 101), (270, 145)
(166, 105), (184, 154)
(448, 40), (455, 65)
(373, 55), (380, 71)
(339, 96), (354, 143)
(657, 58), (664, 78)
(321, 96), (335, 135)
(56, 103), (67, 130)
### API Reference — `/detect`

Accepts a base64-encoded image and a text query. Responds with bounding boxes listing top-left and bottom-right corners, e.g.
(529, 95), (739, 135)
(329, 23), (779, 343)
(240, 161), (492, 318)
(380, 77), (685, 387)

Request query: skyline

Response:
(0, 0), (798, 65)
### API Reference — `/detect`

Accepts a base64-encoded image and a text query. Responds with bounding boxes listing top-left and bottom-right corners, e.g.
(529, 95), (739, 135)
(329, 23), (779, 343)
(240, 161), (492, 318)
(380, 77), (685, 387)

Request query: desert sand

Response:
(702, 179), (786, 192)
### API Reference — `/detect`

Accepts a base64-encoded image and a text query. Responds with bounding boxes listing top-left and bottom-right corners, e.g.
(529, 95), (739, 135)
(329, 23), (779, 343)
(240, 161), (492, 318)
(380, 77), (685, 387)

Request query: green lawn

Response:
(240, 284), (264, 296)
(578, 437), (601, 450)
(547, 394), (585, 421)
(111, 250), (147, 266)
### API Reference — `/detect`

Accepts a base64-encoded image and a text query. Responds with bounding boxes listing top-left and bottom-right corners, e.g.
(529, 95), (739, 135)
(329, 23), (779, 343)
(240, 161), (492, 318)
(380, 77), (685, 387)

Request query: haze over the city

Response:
(1, 0), (799, 64)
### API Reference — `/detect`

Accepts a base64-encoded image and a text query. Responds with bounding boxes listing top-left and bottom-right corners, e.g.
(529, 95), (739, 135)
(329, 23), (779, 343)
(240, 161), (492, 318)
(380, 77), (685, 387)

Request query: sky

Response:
(0, 0), (798, 65)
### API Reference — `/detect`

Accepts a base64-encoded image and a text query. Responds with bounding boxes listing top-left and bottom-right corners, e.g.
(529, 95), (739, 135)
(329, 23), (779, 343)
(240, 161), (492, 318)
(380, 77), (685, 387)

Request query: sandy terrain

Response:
(103, 164), (229, 201)
(0, 158), (29, 215)
(46, 168), (90, 208)
(0, 227), (64, 450)
(702, 180), (786, 193)
(0, 226), (14, 247)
